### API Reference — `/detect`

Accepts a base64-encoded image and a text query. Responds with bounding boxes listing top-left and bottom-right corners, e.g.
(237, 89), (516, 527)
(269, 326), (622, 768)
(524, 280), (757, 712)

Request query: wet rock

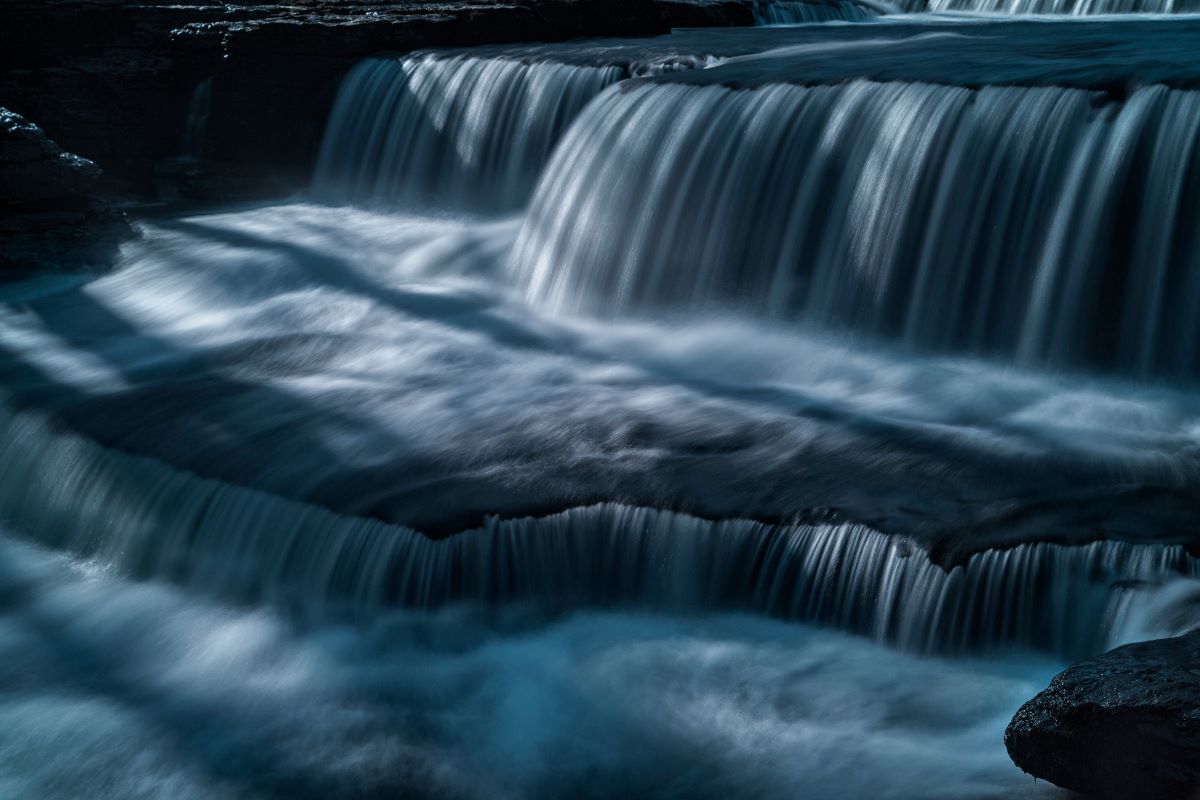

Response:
(1005, 631), (1200, 799)
(0, 108), (131, 274)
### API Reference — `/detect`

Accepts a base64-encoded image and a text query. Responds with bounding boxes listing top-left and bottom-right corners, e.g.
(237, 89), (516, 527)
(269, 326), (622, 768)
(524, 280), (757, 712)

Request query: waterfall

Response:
(734, 0), (1200, 18)
(1105, 577), (1200, 646)
(181, 78), (212, 160)
(752, 0), (882, 23)
(923, 0), (1200, 12)
(0, 403), (1194, 659)
(512, 80), (1200, 379)
(313, 55), (623, 212)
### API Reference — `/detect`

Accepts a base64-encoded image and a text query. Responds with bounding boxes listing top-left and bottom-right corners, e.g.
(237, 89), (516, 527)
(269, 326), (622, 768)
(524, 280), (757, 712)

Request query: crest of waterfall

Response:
(512, 80), (1200, 379)
(752, 0), (881, 23)
(313, 55), (623, 212)
(922, 0), (1200, 12)
(0, 405), (1194, 659)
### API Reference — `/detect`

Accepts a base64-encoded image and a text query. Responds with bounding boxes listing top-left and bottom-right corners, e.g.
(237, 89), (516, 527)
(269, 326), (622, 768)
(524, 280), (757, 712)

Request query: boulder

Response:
(1006, 631), (1200, 799)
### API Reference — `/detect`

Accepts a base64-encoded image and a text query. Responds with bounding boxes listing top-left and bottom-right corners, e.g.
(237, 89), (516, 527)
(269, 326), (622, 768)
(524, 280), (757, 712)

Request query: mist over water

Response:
(0, 532), (1065, 800)
(6, 7), (1200, 800)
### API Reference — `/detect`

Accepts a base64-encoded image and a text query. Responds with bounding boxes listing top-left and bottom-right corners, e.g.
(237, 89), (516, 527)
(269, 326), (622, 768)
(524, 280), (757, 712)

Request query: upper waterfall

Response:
(511, 79), (1200, 380)
(314, 55), (622, 212)
(920, 0), (1200, 12)
(752, 0), (883, 23)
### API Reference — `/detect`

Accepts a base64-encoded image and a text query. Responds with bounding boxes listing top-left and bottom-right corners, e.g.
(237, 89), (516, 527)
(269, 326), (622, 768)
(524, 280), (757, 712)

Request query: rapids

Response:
(4, 8), (1200, 800)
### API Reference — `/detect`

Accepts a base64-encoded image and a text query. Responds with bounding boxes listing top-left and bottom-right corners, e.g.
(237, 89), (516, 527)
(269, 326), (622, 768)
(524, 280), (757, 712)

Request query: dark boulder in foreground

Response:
(1006, 631), (1200, 799)
(0, 108), (132, 274)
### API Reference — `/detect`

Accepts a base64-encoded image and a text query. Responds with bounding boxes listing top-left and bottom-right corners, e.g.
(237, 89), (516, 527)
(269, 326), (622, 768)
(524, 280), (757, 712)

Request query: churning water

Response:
(5, 10), (1200, 800)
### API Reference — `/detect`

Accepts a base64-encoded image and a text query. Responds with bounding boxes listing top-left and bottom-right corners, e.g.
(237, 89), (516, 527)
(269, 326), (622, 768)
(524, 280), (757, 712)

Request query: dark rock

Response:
(1005, 631), (1200, 799)
(659, 0), (756, 26)
(0, 108), (102, 204)
(0, 108), (132, 274)
(0, 0), (672, 203)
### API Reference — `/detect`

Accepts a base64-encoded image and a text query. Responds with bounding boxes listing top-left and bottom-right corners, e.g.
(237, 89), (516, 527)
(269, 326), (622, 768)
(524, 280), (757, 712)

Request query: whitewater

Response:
(3, 6), (1200, 799)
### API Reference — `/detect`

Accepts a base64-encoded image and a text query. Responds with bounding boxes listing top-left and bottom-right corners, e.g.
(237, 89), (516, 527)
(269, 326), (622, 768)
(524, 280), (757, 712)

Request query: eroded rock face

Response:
(1006, 631), (1200, 799)
(0, 108), (131, 274)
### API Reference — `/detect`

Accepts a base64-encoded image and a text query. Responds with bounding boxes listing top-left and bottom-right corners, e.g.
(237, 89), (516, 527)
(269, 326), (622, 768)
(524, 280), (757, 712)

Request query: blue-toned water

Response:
(4, 9), (1200, 800)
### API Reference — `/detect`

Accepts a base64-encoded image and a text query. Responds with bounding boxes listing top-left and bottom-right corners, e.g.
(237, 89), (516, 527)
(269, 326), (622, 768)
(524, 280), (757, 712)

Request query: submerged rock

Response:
(1005, 631), (1200, 799)
(0, 108), (131, 274)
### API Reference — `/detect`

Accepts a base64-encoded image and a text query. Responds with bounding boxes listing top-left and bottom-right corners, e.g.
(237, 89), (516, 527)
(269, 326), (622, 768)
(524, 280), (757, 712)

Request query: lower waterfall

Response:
(0, 526), (1063, 800)
(0, 403), (1193, 659)
(513, 79), (1200, 379)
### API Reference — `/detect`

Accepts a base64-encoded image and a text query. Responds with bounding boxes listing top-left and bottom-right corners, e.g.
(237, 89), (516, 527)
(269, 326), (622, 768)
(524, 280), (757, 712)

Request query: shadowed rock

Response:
(0, 0), (674, 202)
(0, 108), (132, 274)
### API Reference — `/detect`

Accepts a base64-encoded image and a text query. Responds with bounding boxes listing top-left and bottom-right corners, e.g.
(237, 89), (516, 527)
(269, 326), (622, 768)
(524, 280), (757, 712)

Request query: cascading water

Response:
(0, 402), (1194, 659)
(752, 0), (883, 23)
(181, 77), (212, 160)
(8, 10), (1200, 800)
(314, 54), (623, 211)
(921, 0), (1200, 12)
(513, 79), (1200, 379)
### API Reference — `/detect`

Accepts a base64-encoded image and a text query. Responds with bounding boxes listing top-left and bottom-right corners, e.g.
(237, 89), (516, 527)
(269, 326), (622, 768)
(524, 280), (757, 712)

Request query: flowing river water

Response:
(3, 6), (1200, 799)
